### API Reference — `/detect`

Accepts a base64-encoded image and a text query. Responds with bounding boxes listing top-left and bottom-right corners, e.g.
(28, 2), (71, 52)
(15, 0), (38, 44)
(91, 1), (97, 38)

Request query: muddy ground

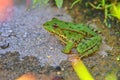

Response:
(0, 0), (120, 80)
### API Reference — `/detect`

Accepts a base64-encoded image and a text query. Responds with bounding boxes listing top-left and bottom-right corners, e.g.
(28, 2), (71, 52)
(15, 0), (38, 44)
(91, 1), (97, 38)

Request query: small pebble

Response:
(52, 76), (64, 80)
(50, 46), (54, 50)
(23, 32), (28, 38)
(47, 55), (51, 58)
(55, 66), (61, 71)
(0, 43), (9, 49)
(57, 71), (61, 75)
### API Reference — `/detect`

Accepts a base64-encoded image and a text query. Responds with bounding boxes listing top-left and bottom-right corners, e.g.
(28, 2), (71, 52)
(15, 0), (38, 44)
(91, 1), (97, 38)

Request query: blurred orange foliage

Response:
(0, 0), (14, 22)
(16, 72), (37, 80)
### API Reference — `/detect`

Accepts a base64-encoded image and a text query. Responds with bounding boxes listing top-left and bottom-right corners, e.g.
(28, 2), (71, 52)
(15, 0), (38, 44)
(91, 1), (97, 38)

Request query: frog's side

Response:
(43, 18), (102, 57)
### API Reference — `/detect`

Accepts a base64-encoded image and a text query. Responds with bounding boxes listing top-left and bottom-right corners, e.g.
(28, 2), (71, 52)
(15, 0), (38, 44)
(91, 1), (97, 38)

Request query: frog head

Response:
(43, 18), (61, 33)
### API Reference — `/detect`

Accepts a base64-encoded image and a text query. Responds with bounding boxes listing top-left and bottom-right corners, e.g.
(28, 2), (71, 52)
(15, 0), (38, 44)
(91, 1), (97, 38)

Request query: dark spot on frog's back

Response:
(65, 22), (68, 25)
(69, 26), (73, 29)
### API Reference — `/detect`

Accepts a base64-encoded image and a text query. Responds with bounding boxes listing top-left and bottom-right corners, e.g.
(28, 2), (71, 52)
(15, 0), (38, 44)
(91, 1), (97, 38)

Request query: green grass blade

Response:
(55, 0), (63, 8)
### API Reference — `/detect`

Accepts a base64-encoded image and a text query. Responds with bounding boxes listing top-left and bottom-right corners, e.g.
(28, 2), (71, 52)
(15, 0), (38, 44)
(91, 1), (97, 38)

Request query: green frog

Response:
(43, 18), (102, 57)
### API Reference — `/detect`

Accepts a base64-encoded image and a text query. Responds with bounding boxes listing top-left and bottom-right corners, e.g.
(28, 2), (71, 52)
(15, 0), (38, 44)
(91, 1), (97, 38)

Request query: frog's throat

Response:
(49, 30), (68, 44)
(52, 30), (67, 39)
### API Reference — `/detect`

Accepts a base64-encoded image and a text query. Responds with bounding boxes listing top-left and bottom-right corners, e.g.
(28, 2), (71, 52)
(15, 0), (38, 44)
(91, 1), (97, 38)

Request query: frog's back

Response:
(53, 18), (96, 36)
(50, 18), (99, 36)
(74, 24), (98, 36)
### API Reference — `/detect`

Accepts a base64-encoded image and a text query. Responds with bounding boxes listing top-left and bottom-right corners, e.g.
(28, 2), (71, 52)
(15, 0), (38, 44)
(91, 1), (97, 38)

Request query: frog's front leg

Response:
(62, 41), (74, 54)
(77, 36), (102, 57)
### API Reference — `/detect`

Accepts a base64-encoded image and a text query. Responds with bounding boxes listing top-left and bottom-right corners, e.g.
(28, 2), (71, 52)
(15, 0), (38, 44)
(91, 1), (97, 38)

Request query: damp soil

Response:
(0, 0), (120, 80)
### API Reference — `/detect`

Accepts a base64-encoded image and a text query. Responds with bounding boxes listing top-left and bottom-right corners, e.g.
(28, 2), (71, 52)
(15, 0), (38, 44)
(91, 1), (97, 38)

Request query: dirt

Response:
(63, 0), (120, 80)
(0, 0), (120, 80)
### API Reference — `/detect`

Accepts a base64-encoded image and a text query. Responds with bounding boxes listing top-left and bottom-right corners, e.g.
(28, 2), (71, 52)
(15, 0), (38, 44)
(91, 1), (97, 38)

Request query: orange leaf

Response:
(16, 72), (37, 80)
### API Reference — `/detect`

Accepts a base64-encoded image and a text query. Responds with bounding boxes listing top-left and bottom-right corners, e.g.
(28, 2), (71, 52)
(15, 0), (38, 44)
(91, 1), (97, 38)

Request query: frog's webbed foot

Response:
(77, 36), (102, 57)
(62, 41), (74, 54)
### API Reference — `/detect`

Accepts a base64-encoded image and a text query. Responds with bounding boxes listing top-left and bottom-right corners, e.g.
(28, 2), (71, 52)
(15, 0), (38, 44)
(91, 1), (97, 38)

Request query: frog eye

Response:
(53, 23), (58, 28)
